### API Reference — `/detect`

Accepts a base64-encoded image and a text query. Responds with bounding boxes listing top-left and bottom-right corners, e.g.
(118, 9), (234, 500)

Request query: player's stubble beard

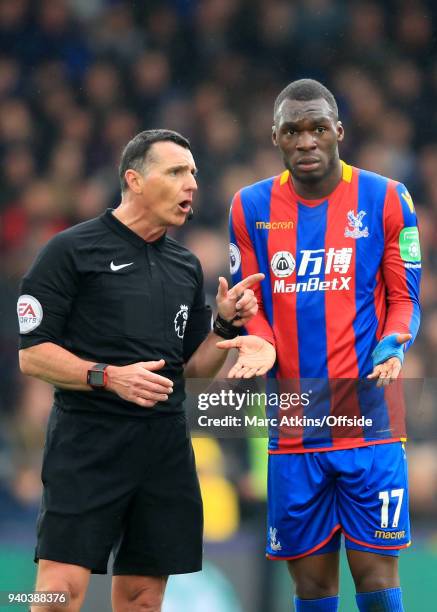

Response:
(284, 150), (340, 186)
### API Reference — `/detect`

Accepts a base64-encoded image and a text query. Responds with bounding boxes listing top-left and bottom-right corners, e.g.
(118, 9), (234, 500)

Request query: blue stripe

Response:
(354, 170), (390, 440)
(295, 201), (332, 447)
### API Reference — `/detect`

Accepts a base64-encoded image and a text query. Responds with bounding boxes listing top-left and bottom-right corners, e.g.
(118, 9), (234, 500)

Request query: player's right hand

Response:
(106, 359), (173, 407)
(217, 335), (276, 378)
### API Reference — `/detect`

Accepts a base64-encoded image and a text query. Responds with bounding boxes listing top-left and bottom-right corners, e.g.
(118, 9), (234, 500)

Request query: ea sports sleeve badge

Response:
(17, 294), (43, 333)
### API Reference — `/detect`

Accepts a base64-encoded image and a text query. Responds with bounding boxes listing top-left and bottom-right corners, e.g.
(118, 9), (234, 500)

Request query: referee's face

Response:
(139, 141), (198, 227)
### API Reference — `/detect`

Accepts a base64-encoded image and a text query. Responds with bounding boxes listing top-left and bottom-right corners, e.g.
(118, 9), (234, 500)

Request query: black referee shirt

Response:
(18, 209), (212, 417)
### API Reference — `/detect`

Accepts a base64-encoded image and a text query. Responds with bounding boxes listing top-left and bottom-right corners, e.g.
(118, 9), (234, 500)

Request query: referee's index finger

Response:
(138, 364), (173, 386)
(234, 273), (265, 290)
(145, 372), (173, 386)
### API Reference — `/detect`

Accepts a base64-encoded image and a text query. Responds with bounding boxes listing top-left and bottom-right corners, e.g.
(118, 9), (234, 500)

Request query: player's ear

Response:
(272, 125), (278, 147)
(337, 121), (344, 142)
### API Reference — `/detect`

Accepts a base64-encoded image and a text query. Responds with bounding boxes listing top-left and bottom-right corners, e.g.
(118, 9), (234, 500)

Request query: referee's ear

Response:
(124, 169), (144, 195)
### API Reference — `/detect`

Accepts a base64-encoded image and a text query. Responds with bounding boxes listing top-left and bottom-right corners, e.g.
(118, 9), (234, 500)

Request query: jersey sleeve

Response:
(229, 191), (275, 346)
(18, 232), (79, 349)
(381, 181), (421, 350)
(183, 259), (212, 362)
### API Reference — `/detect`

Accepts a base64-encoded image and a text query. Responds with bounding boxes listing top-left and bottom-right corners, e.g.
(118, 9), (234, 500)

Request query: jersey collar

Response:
(100, 209), (167, 250)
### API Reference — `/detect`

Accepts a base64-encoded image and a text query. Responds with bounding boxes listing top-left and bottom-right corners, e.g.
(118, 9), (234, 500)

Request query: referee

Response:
(17, 129), (275, 612)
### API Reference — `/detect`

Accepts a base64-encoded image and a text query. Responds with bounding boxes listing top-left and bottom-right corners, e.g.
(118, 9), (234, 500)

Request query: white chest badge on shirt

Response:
(17, 295), (43, 333)
(344, 210), (369, 239)
(174, 304), (189, 339)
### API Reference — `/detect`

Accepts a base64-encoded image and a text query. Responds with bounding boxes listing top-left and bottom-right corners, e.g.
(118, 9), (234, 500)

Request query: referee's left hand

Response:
(216, 273), (264, 327)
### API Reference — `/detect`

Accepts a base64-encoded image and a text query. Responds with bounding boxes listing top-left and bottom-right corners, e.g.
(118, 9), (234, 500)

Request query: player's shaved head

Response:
(119, 129), (191, 192)
(274, 79), (338, 122)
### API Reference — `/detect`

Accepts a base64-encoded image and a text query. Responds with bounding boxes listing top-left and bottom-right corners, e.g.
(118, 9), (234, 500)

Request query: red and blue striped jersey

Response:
(229, 161), (421, 453)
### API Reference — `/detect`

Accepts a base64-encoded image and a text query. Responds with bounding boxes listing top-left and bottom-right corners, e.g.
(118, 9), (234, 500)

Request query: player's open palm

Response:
(216, 335), (276, 378)
(367, 333), (412, 387)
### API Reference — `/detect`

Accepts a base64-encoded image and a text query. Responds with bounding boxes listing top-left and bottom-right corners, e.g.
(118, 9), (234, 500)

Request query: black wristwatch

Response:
(87, 363), (109, 389)
(213, 314), (239, 339)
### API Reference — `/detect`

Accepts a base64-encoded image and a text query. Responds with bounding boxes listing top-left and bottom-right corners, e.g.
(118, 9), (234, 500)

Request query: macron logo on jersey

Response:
(272, 247), (352, 294)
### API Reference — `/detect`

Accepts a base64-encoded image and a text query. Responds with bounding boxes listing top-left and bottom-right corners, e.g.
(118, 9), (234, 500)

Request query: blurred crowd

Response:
(0, 0), (436, 544)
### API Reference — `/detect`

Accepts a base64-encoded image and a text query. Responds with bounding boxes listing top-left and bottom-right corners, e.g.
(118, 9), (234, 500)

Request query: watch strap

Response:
(213, 314), (239, 339)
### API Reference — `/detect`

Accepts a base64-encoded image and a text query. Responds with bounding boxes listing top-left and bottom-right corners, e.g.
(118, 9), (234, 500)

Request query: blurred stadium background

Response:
(0, 1), (436, 610)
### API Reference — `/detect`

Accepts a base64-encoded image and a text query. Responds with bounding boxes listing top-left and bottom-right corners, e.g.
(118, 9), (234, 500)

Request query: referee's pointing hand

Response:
(216, 273), (264, 326)
(106, 359), (174, 408)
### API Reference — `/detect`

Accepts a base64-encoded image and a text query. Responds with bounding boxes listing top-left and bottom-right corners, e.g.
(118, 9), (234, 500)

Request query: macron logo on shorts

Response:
(17, 294), (43, 333)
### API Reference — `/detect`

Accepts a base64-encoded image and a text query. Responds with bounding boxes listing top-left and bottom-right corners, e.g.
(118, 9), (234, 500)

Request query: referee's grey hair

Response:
(274, 79), (338, 120)
(119, 129), (191, 192)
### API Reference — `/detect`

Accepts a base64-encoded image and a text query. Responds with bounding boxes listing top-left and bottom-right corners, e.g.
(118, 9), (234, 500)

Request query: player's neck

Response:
(291, 161), (343, 200)
(113, 202), (165, 243)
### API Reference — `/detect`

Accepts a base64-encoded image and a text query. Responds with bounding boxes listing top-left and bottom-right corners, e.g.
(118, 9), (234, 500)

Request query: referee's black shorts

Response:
(36, 405), (203, 576)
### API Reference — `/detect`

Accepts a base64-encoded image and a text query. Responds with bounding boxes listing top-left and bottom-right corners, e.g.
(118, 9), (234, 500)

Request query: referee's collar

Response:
(100, 209), (167, 250)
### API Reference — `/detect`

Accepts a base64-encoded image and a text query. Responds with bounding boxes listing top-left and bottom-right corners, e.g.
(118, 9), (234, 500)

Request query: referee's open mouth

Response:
(178, 200), (192, 213)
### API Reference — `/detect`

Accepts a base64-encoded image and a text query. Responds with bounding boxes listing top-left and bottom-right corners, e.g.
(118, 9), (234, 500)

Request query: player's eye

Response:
(286, 128), (296, 135)
(315, 127), (327, 134)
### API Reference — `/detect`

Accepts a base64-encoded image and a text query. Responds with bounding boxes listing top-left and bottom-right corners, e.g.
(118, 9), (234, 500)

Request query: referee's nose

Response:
(186, 171), (198, 193)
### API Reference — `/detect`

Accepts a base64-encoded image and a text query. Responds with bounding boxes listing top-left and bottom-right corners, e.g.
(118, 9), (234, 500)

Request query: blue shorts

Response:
(266, 442), (410, 560)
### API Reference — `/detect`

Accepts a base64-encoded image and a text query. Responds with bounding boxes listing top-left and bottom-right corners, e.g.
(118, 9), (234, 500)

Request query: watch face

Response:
(89, 370), (105, 387)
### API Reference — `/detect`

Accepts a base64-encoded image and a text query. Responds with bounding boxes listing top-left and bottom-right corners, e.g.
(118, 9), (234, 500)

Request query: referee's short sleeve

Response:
(18, 232), (79, 349)
(183, 260), (212, 363)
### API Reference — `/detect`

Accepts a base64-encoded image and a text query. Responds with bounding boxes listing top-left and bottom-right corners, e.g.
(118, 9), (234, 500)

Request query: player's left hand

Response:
(216, 335), (276, 378)
(367, 333), (412, 387)
(216, 273), (264, 327)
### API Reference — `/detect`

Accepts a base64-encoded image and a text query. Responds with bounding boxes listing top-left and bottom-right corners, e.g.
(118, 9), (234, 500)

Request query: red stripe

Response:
(324, 169), (360, 378)
(384, 379), (407, 439)
(266, 521), (410, 561)
(374, 268), (386, 341)
(381, 180), (414, 337)
(266, 524), (342, 560)
(378, 181), (412, 437)
(268, 176), (299, 379)
(232, 192), (259, 279)
(268, 438), (405, 454)
(343, 530), (410, 550)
